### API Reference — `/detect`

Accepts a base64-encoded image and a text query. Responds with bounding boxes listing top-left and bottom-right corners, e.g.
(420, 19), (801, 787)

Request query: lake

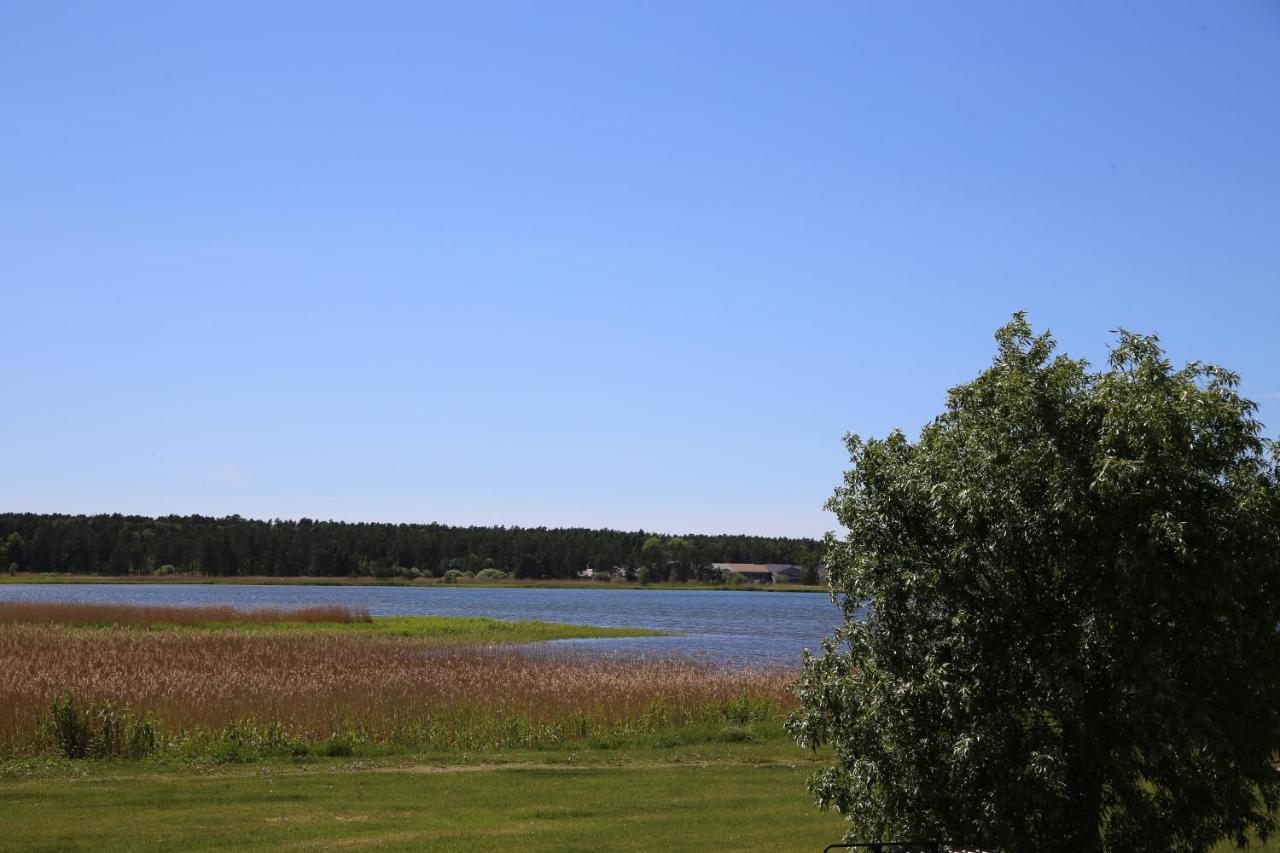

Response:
(0, 584), (844, 664)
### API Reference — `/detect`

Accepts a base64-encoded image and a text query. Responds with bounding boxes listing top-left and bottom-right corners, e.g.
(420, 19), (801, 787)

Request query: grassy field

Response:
(3, 740), (1271, 852)
(0, 571), (828, 592)
(1, 739), (1275, 852)
(0, 740), (847, 851)
(0, 603), (817, 850)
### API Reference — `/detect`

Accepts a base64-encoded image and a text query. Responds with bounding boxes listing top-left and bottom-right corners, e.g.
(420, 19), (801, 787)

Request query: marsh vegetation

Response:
(0, 604), (788, 762)
(0, 600), (371, 626)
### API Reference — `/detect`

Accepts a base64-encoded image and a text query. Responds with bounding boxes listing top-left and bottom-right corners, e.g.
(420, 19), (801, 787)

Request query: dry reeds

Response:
(0, 601), (371, 626)
(0, 623), (793, 757)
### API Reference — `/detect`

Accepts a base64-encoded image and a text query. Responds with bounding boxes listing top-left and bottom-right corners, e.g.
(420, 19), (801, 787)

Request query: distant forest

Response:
(0, 513), (825, 581)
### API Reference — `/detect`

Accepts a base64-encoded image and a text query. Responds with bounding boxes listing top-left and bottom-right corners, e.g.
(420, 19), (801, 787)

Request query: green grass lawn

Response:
(0, 742), (845, 851)
(2, 737), (1275, 851)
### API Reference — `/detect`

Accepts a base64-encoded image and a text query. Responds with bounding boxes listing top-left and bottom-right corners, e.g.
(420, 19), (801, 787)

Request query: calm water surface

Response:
(0, 584), (844, 664)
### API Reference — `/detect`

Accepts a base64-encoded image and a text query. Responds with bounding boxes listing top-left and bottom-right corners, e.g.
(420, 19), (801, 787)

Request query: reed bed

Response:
(0, 624), (794, 759)
(0, 601), (371, 626)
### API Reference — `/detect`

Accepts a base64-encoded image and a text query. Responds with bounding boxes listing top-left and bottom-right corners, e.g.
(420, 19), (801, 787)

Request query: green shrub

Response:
(320, 736), (354, 757)
(723, 692), (776, 725)
(715, 725), (756, 743)
(211, 740), (255, 764)
(126, 718), (157, 759)
(92, 702), (126, 758)
(48, 696), (91, 759)
(46, 697), (157, 759)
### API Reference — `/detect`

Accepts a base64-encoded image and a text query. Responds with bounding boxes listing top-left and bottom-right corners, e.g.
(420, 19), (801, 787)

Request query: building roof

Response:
(713, 563), (776, 577)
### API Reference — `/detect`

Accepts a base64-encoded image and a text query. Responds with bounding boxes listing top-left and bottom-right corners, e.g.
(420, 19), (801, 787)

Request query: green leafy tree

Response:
(666, 536), (693, 582)
(789, 315), (1280, 852)
(640, 536), (667, 574)
(2, 532), (22, 572)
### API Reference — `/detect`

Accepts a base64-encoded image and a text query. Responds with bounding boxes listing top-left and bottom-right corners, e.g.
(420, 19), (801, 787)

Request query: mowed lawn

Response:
(3, 747), (1276, 852)
(0, 751), (845, 851)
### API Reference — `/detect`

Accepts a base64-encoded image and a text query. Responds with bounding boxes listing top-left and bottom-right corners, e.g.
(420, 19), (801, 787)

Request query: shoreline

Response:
(0, 573), (829, 593)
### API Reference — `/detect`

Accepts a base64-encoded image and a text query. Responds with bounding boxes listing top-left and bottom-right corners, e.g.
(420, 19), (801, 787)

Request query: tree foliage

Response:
(0, 514), (821, 581)
(789, 315), (1280, 852)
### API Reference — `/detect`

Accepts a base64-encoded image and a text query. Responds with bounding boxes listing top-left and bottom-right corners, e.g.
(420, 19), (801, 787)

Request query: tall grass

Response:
(0, 624), (793, 758)
(0, 601), (371, 626)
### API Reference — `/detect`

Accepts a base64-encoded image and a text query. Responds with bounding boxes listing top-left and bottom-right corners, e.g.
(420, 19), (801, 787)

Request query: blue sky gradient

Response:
(3, 1), (1278, 537)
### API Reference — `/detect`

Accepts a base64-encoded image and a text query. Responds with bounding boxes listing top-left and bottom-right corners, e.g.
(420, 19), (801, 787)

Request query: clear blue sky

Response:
(3, 2), (1278, 538)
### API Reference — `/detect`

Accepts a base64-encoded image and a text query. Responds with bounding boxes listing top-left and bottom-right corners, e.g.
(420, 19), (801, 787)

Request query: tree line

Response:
(0, 513), (824, 581)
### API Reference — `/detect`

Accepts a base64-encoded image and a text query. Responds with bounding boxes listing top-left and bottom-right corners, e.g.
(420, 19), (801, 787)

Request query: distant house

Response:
(765, 563), (806, 583)
(713, 563), (776, 584)
(577, 565), (628, 579)
(712, 562), (823, 585)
